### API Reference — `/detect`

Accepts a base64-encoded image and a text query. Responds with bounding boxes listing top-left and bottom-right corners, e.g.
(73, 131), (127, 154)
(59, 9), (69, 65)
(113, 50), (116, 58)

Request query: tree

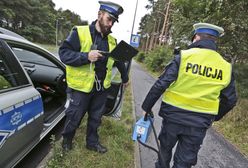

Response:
(0, 0), (86, 44)
(170, 0), (248, 62)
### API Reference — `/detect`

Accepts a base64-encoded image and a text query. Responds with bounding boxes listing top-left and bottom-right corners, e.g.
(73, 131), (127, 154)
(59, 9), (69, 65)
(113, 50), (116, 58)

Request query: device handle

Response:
(144, 111), (154, 121)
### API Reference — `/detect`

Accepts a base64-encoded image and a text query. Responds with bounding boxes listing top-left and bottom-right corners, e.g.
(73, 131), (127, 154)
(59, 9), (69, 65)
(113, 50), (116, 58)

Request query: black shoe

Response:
(62, 138), (72, 152)
(86, 143), (108, 153)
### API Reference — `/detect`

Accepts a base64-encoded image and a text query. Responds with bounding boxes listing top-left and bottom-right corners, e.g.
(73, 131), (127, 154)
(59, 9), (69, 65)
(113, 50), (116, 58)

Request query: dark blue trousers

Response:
(156, 119), (207, 168)
(62, 88), (108, 146)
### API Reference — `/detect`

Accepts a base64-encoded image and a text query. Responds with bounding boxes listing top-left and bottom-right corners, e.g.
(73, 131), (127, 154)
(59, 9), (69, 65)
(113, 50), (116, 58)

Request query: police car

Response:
(0, 28), (126, 167)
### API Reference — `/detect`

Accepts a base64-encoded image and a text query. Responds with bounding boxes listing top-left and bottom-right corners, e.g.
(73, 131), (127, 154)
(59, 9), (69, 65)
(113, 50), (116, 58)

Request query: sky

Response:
(52, 0), (149, 43)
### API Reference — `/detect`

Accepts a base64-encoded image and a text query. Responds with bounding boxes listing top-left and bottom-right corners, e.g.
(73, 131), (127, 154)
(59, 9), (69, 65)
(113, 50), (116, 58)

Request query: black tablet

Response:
(100, 40), (138, 62)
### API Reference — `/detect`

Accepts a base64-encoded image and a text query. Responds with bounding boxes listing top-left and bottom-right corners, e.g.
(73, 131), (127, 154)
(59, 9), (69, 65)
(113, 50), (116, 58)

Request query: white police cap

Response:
(193, 23), (224, 37)
(99, 1), (124, 22)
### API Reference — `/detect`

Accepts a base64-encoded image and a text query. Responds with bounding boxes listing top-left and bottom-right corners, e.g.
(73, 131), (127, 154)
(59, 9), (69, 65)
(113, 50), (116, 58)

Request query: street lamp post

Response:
(55, 19), (58, 48)
(130, 0), (139, 39)
(126, 0), (139, 74)
(56, 17), (64, 49)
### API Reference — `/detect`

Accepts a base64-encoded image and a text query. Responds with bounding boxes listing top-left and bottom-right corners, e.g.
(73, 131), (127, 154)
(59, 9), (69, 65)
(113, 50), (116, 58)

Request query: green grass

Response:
(213, 99), (248, 157)
(47, 84), (135, 168)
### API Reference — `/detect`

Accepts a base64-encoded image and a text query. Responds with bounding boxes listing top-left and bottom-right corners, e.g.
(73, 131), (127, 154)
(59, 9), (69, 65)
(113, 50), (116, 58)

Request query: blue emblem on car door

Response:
(0, 95), (43, 148)
(10, 112), (23, 125)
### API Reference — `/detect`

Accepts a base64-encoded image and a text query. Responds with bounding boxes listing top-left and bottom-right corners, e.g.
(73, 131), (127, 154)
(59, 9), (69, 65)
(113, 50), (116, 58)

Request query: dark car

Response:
(0, 28), (129, 168)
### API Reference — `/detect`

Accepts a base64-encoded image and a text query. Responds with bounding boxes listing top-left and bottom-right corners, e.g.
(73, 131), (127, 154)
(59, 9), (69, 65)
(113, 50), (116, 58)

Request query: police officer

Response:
(59, 1), (128, 153)
(142, 23), (237, 167)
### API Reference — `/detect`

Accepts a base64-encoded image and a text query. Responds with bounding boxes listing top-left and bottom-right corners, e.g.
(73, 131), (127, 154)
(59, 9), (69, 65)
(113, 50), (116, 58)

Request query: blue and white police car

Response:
(0, 28), (126, 167)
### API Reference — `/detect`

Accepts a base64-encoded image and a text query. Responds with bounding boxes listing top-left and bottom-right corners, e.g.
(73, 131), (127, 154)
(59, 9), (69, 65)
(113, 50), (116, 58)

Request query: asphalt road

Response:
(131, 60), (248, 168)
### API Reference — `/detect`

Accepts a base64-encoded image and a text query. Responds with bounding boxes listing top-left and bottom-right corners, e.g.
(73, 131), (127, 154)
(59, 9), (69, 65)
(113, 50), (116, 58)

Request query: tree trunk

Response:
(163, 13), (170, 45)
(159, 0), (171, 46)
(154, 17), (161, 48)
(148, 19), (157, 51)
(145, 36), (150, 54)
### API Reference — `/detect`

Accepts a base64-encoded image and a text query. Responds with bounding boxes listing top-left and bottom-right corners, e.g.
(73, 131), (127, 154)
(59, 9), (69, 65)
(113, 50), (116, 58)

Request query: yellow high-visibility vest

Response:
(162, 48), (232, 115)
(66, 25), (116, 93)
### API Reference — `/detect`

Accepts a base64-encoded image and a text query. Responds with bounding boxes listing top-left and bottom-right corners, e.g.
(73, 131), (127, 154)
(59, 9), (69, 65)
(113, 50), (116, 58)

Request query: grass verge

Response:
(213, 99), (248, 157)
(47, 84), (135, 168)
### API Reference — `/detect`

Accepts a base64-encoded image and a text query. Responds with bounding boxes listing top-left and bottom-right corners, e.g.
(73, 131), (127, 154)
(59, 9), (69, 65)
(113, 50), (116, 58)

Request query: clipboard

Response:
(100, 40), (138, 62)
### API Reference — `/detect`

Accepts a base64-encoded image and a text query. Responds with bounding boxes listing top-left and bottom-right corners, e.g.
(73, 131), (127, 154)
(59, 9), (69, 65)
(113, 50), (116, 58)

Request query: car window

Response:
(0, 47), (29, 91)
(12, 47), (56, 67)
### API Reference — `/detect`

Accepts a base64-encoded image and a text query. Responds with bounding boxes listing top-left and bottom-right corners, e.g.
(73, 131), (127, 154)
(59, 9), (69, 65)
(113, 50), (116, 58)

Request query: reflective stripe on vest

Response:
(162, 48), (232, 115)
(66, 25), (116, 93)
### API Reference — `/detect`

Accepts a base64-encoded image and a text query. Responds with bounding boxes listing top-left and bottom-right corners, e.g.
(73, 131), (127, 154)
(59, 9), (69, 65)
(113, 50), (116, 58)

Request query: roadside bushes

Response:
(233, 63), (248, 98)
(139, 45), (173, 72)
(136, 52), (145, 62)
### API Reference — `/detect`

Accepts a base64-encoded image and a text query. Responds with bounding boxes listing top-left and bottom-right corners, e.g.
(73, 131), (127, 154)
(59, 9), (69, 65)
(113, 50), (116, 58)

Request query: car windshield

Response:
(12, 47), (56, 67)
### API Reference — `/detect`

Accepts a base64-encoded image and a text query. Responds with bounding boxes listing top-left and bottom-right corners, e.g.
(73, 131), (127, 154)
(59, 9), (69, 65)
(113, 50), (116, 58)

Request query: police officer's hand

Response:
(142, 110), (153, 118)
(122, 81), (129, 88)
(88, 50), (103, 62)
